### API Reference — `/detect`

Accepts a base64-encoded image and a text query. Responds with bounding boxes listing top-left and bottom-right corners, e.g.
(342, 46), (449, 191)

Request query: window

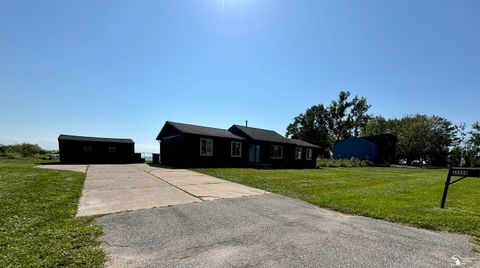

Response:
(231, 141), (242, 157)
(295, 147), (302, 160)
(200, 138), (213, 156)
(83, 145), (92, 152)
(306, 148), (313, 160)
(108, 146), (117, 153)
(271, 145), (283, 159)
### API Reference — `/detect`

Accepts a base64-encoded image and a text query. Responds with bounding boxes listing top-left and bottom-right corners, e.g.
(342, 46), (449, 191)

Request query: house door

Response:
(249, 144), (260, 163)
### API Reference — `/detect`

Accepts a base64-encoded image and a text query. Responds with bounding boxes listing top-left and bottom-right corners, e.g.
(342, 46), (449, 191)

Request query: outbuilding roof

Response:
(58, 134), (134, 144)
(336, 136), (378, 147)
(157, 121), (245, 140)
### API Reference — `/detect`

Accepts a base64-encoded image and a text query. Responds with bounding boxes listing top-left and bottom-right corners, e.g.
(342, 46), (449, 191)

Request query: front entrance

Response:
(249, 144), (260, 163)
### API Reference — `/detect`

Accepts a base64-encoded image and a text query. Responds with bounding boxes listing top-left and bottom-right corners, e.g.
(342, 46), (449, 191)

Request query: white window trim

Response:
(271, 145), (283, 159)
(295, 147), (303, 160)
(231, 141), (242, 158)
(200, 138), (213, 157)
(306, 148), (313, 160)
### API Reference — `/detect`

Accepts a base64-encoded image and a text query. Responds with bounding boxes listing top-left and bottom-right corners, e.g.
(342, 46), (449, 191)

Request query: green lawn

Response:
(193, 167), (480, 237)
(0, 158), (105, 267)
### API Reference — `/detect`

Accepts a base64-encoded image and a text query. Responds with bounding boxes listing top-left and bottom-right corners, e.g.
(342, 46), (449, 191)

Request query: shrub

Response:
(1, 143), (48, 158)
(316, 157), (369, 168)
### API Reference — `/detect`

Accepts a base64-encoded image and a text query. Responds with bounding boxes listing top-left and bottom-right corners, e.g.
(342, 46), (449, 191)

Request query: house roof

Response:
(157, 121), (245, 140)
(229, 125), (320, 148)
(288, 138), (321, 148)
(58, 134), (134, 144)
(157, 121), (321, 148)
(230, 125), (289, 143)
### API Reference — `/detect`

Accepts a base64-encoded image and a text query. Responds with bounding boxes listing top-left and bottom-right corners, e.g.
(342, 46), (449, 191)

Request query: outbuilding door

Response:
(249, 144), (260, 163)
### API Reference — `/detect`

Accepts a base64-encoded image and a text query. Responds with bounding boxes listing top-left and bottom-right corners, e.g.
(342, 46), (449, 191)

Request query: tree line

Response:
(286, 91), (480, 167)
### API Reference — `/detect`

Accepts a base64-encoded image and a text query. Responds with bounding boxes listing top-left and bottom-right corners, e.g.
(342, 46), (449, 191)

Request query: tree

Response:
(395, 115), (431, 165)
(286, 104), (332, 157)
(360, 116), (398, 136)
(426, 115), (455, 166)
(286, 91), (371, 157)
(327, 91), (371, 141)
(450, 123), (467, 166)
(361, 114), (456, 166)
(468, 122), (480, 167)
(470, 122), (480, 148)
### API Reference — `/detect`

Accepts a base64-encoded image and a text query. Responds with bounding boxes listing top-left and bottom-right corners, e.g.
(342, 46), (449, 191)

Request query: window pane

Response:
(272, 145), (282, 158)
(296, 147), (302, 159)
(200, 138), (213, 156)
(231, 142), (241, 157)
(306, 148), (313, 160)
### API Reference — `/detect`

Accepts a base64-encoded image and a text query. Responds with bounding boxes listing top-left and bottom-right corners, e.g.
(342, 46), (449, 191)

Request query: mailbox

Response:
(440, 167), (480, 208)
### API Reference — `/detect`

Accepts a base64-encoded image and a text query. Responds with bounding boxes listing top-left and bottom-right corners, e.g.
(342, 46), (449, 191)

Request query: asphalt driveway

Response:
(40, 163), (477, 267)
(97, 194), (476, 268)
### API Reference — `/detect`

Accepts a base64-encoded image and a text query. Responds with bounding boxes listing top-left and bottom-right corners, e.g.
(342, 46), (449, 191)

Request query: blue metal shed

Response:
(332, 137), (380, 162)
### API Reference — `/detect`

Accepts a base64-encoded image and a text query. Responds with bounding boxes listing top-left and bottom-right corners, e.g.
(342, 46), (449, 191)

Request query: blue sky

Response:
(1, 0), (479, 152)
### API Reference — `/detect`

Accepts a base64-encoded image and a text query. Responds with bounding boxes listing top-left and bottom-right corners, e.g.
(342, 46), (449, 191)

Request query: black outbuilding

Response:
(156, 121), (321, 168)
(58, 134), (140, 164)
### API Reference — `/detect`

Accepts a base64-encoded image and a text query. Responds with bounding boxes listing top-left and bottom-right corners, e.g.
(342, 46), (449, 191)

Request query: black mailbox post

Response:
(440, 167), (480, 208)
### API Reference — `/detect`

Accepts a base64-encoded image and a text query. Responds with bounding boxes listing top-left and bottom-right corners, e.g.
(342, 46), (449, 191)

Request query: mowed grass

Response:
(193, 167), (480, 237)
(0, 158), (105, 267)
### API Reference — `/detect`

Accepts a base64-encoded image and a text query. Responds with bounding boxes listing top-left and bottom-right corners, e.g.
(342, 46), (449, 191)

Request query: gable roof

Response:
(58, 134), (134, 144)
(229, 125), (320, 148)
(288, 139), (321, 148)
(229, 125), (289, 143)
(157, 121), (244, 140)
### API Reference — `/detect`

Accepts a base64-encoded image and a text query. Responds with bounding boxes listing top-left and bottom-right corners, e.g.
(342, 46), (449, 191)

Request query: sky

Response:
(1, 0), (479, 153)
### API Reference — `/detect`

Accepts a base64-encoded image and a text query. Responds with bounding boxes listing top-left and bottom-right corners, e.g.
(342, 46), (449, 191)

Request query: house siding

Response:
(157, 121), (321, 168)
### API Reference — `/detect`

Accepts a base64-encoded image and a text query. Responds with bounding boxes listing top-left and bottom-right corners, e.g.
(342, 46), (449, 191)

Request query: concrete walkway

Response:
(40, 163), (265, 216)
(38, 164), (88, 173)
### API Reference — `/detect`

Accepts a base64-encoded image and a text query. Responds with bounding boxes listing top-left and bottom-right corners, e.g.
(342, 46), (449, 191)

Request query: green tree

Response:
(361, 114), (456, 166)
(426, 115), (455, 166)
(327, 91), (371, 141)
(470, 122), (480, 148)
(286, 91), (371, 157)
(286, 104), (332, 157)
(360, 116), (399, 136)
(395, 115), (431, 165)
(468, 122), (480, 167)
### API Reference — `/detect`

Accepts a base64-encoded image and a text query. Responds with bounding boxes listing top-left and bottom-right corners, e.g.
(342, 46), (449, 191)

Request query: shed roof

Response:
(58, 134), (134, 144)
(157, 121), (245, 140)
(335, 136), (377, 147)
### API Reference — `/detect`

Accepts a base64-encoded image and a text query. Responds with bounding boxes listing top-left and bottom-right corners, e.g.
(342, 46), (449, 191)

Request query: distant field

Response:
(0, 158), (105, 267)
(193, 167), (480, 237)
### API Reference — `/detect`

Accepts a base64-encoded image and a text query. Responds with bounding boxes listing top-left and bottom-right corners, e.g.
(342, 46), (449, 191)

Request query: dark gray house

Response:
(58, 134), (141, 164)
(156, 121), (321, 168)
